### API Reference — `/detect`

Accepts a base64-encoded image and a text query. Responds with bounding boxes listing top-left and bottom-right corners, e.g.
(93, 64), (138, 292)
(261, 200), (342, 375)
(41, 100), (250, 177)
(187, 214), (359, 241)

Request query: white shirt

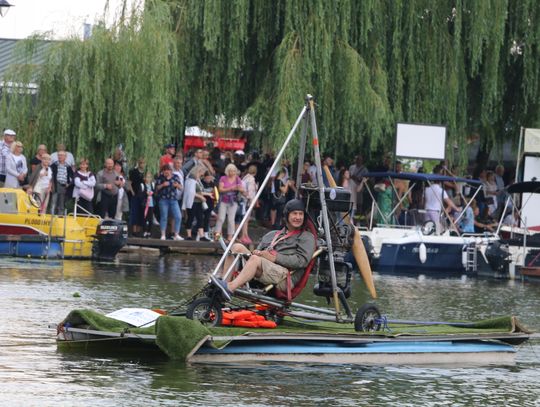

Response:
(5, 153), (27, 188)
(50, 151), (75, 167)
(34, 167), (52, 195)
(424, 183), (448, 211)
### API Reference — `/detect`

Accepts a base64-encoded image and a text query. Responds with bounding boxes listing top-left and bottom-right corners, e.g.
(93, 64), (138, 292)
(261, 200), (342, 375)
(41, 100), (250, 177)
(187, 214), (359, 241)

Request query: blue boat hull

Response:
(0, 240), (63, 259)
(376, 242), (467, 274)
(191, 339), (515, 365)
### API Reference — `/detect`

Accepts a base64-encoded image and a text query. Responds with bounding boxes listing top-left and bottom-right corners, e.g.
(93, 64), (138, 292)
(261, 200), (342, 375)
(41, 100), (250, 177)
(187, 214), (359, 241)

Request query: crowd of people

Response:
(0, 127), (518, 242)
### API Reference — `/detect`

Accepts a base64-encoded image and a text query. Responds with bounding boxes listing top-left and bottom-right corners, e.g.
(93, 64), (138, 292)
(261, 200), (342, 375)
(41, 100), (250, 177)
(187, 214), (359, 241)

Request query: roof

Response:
(507, 181), (540, 194)
(0, 38), (55, 81)
(364, 171), (483, 186)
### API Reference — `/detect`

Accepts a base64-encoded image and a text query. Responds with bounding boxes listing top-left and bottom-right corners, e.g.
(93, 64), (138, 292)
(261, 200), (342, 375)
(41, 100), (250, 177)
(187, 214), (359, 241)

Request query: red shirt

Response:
(159, 154), (173, 169)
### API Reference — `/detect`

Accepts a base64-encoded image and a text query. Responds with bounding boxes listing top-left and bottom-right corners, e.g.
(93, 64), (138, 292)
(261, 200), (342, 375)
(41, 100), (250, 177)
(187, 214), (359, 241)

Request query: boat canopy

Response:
(363, 171), (482, 186)
(507, 181), (540, 194)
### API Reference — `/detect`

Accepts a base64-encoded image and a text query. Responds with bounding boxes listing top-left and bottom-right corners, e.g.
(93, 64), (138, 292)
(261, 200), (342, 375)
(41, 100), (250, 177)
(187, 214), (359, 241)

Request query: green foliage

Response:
(2, 0), (540, 168)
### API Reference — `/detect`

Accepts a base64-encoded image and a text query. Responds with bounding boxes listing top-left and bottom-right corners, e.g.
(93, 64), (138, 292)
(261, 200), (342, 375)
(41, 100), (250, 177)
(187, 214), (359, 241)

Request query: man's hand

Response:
(252, 249), (276, 263)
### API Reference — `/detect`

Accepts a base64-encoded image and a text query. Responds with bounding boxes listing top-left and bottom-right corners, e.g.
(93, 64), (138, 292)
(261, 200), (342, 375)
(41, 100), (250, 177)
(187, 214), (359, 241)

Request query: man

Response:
(0, 129), (16, 187)
(424, 166), (461, 233)
(159, 144), (176, 169)
(182, 148), (204, 175)
(128, 158), (146, 236)
(211, 199), (316, 300)
(50, 151), (75, 215)
(96, 158), (120, 219)
(50, 143), (75, 168)
(494, 164), (507, 212)
(322, 155), (337, 187)
(233, 150), (247, 174)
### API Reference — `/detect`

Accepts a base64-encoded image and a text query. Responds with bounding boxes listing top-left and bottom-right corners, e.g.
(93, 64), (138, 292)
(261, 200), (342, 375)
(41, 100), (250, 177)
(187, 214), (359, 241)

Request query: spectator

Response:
(156, 164), (183, 241)
(0, 129), (17, 187)
(114, 162), (129, 220)
(233, 150), (247, 174)
(494, 164), (507, 213)
(159, 143), (176, 169)
(474, 205), (498, 233)
(483, 171), (498, 216)
(272, 168), (291, 229)
(29, 153), (52, 214)
(73, 158), (96, 214)
(50, 151), (74, 215)
(322, 155), (338, 186)
(5, 141), (27, 188)
(142, 172), (156, 237)
(459, 199), (476, 234)
(128, 158), (147, 236)
(50, 143), (75, 168)
(301, 161), (312, 184)
(96, 158), (120, 219)
(349, 154), (368, 219)
(201, 171), (217, 241)
(172, 156), (184, 203)
(201, 149), (216, 176)
(215, 163), (244, 242)
(239, 164), (258, 244)
(183, 165), (210, 241)
(29, 144), (47, 176)
(182, 148), (204, 175)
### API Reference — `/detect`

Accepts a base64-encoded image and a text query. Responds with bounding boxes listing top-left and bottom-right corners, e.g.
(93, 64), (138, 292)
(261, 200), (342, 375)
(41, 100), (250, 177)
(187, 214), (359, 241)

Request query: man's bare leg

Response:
(228, 255), (263, 291)
(221, 243), (250, 282)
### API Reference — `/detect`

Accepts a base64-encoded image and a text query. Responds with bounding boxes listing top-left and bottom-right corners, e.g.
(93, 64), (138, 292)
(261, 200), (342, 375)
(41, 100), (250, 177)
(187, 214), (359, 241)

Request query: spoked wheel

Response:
(186, 297), (223, 327)
(263, 309), (285, 326)
(354, 303), (382, 332)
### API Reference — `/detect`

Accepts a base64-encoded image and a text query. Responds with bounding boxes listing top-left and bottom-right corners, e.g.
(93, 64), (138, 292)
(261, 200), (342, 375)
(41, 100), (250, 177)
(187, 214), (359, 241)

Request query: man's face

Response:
(196, 149), (204, 159)
(58, 152), (66, 164)
(4, 134), (15, 144)
(138, 160), (146, 170)
(287, 210), (305, 230)
(173, 158), (182, 169)
(105, 159), (114, 170)
(167, 146), (176, 155)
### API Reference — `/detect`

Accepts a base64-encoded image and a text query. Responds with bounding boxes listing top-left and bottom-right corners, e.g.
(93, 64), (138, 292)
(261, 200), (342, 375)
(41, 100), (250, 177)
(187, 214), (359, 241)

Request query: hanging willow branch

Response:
(1, 0), (540, 167)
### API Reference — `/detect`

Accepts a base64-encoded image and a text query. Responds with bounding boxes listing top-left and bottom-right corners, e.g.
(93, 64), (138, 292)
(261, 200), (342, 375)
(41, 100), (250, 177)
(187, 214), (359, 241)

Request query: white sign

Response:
(396, 123), (447, 160)
(106, 308), (162, 328)
(522, 156), (540, 229)
(524, 128), (540, 154)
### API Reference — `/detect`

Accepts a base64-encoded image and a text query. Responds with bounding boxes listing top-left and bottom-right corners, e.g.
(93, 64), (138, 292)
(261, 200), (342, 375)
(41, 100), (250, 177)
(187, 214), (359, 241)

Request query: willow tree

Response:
(0, 1), (178, 169)
(2, 0), (540, 166)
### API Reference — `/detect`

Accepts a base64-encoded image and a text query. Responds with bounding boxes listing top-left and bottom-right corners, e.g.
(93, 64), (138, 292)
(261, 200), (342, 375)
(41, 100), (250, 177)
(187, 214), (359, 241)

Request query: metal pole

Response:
(211, 105), (309, 276)
(515, 127), (524, 183)
(295, 114), (309, 198)
(307, 95), (341, 319)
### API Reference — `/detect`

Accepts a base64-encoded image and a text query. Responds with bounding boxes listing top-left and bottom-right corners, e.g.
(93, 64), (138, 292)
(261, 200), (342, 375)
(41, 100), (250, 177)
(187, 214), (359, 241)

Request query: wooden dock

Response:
(123, 237), (224, 255)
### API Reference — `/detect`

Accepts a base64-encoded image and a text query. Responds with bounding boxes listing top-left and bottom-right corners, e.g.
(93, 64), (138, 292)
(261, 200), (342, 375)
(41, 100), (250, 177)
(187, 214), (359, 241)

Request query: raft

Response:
(53, 309), (531, 366)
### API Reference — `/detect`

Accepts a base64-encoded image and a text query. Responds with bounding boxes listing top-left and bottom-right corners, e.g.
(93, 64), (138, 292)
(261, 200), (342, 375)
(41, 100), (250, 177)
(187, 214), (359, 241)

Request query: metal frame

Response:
(209, 95), (349, 322)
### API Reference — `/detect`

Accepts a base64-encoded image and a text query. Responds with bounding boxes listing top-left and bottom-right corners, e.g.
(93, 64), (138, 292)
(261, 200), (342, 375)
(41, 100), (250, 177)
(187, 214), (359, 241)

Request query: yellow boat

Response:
(0, 188), (127, 259)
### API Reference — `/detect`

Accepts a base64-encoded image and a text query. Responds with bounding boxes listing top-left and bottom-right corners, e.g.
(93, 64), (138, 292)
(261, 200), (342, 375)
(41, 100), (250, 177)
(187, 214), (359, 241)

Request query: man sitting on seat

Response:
(211, 199), (316, 300)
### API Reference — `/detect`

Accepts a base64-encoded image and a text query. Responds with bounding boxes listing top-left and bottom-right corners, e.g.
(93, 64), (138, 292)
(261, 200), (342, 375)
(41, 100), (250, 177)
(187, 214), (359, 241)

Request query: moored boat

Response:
(0, 188), (127, 259)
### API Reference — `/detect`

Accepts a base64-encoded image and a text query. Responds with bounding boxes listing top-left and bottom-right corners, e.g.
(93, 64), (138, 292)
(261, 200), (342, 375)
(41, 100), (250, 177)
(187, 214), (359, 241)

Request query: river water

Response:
(0, 253), (539, 406)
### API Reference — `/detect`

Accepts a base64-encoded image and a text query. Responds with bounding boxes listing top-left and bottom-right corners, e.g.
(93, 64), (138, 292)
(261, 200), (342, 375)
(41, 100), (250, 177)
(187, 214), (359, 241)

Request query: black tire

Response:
(186, 297), (222, 327)
(354, 303), (381, 332)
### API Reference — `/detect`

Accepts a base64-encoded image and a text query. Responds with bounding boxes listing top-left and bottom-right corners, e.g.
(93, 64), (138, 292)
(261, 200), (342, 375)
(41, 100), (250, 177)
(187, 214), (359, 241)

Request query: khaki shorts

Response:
(257, 257), (290, 291)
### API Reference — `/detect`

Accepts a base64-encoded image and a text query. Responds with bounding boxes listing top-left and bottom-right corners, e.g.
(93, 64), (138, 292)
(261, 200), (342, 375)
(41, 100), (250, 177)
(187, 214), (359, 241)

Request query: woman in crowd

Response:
(143, 172), (155, 238)
(5, 141), (27, 188)
(183, 165), (210, 241)
(73, 158), (96, 214)
(29, 144), (47, 176)
(215, 163), (244, 242)
(29, 153), (52, 214)
(238, 164), (258, 245)
(114, 162), (129, 220)
(474, 204), (498, 233)
(156, 165), (183, 241)
(201, 171), (217, 241)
